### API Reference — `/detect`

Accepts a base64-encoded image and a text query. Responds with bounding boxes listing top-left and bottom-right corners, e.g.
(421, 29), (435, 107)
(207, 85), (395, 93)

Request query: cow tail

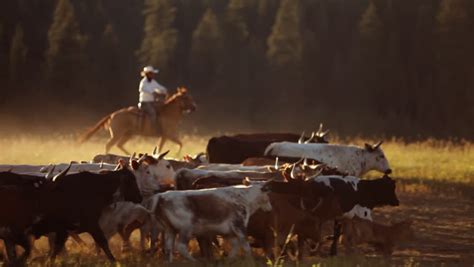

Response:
(78, 114), (111, 143)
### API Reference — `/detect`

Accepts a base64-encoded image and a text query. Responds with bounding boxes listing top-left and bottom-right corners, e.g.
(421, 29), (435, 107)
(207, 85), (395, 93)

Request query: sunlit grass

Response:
(0, 134), (472, 184)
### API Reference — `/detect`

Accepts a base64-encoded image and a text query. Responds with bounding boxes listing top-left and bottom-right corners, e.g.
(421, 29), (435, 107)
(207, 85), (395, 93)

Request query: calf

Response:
(98, 202), (152, 252)
(148, 183), (272, 262)
(265, 142), (391, 176)
(342, 217), (414, 256)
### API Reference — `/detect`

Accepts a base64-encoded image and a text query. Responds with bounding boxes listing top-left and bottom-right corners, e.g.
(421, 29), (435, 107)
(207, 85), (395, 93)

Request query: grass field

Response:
(0, 133), (473, 266)
(1, 134), (472, 184)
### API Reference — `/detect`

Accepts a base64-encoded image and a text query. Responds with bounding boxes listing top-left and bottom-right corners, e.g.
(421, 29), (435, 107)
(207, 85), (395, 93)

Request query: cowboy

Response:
(138, 66), (168, 133)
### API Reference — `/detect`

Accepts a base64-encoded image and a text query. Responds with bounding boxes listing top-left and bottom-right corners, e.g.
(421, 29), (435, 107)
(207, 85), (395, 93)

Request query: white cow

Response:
(147, 182), (272, 262)
(264, 141), (391, 176)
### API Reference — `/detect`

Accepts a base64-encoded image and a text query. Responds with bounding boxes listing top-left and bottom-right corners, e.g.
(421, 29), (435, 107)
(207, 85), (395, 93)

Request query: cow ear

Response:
(364, 143), (374, 152)
(242, 177), (251, 186)
(131, 160), (140, 170)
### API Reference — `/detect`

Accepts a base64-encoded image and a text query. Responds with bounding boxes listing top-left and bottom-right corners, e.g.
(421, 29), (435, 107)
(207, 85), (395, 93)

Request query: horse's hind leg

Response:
(165, 134), (182, 154)
(105, 129), (120, 154)
(117, 134), (132, 155)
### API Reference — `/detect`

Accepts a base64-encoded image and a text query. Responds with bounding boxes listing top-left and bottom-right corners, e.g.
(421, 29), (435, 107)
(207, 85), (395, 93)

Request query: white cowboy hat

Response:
(141, 66), (159, 76)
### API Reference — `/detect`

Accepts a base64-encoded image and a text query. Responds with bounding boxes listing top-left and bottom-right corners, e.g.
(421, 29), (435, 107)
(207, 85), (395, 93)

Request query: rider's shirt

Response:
(139, 77), (167, 102)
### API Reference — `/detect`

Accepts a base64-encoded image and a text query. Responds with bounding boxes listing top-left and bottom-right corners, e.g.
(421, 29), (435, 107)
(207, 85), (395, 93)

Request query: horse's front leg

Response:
(158, 136), (166, 153)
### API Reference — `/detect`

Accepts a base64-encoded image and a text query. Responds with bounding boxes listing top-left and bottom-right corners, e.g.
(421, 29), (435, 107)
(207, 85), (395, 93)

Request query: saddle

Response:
(129, 105), (163, 133)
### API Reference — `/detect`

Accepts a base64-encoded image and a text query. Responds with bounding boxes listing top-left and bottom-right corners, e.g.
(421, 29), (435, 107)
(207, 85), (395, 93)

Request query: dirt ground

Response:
(338, 182), (474, 266)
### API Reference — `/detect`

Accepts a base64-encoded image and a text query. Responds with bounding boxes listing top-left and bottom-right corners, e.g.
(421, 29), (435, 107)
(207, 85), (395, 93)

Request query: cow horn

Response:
(300, 198), (307, 210)
(152, 146), (158, 155)
(274, 157), (279, 170)
(52, 163), (72, 182)
(298, 131), (305, 144)
(99, 161), (104, 169)
(45, 165), (56, 180)
(158, 150), (170, 160)
(305, 132), (316, 144)
(290, 164), (297, 179)
(195, 152), (206, 161)
(365, 143), (374, 152)
(311, 197), (323, 212)
(129, 152), (137, 164)
(373, 141), (383, 149)
(303, 158), (308, 167)
(312, 164), (324, 177)
(138, 153), (147, 163)
(316, 123), (324, 136)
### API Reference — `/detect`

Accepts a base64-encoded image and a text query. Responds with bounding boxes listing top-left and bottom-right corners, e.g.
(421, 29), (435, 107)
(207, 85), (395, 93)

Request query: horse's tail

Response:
(79, 114), (111, 143)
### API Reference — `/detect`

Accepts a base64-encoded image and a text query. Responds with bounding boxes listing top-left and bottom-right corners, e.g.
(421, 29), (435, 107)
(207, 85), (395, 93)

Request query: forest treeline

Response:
(0, 0), (473, 138)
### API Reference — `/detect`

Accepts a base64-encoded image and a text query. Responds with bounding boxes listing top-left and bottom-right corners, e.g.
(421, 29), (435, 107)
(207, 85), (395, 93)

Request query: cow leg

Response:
(197, 237), (213, 259)
(15, 234), (32, 263)
(89, 228), (115, 263)
(119, 221), (140, 253)
(228, 237), (241, 258)
(3, 239), (17, 264)
(51, 231), (68, 260)
(139, 227), (149, 252)
(69, 232), (87, 247)
(330, 220), (342, 256)
(163, 231), (175, 262)
(176, 231), (194, 261)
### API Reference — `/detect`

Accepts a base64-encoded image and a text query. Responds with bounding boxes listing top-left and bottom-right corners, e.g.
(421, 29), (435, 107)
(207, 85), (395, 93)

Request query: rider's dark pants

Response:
(139, 101), (158, 131)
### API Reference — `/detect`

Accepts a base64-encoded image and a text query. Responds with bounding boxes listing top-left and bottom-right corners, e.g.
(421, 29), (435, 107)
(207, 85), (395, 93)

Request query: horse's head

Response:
(169, 87), (196, 114)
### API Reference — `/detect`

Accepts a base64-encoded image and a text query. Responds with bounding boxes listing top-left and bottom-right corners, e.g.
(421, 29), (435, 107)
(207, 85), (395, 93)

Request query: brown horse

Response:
(80, 87), (196, 155)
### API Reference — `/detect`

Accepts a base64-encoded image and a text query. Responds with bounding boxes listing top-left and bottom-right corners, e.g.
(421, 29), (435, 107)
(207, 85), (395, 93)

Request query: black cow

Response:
(207, 128), (329, 164)
(31, 161), (142, 263)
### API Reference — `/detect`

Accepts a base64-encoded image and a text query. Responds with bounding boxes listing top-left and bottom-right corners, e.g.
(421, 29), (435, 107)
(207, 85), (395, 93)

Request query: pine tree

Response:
(136, 0), (178, 80)
(436, 0), (474, 130)
(44, 0), (87, 96)
(9, 24), (28, 82)
(356, 1), (385, 107)
(189, 8), (222, 90)
(267, 0), (304, 68)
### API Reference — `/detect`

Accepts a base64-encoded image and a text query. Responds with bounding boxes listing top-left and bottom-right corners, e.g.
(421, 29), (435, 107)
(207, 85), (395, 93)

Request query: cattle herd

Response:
(0, 125), (415, 265)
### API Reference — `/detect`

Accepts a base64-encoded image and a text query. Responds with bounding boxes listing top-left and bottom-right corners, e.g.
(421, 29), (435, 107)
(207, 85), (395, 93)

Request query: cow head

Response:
(363, 141), (392, 175)
(360, 175), (399, 208)
(183, 152), (208, 166)
(115, 160), (143, 203)
(138, 150), (176, 186)
(243, 178), (273, 212)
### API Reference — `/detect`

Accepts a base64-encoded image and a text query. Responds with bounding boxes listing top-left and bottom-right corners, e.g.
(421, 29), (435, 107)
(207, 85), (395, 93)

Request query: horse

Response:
(80, 87), (196, 155)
